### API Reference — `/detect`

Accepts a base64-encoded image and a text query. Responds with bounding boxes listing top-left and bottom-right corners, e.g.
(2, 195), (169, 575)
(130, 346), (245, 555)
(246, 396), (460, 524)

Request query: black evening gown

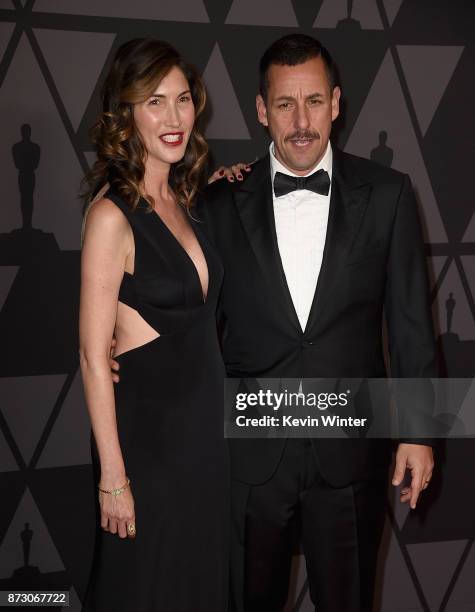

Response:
(82, 188), (229, 612)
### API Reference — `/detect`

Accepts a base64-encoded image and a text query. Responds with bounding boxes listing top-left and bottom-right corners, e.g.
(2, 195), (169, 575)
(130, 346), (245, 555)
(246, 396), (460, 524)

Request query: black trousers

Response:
(230, 438), (387, 612)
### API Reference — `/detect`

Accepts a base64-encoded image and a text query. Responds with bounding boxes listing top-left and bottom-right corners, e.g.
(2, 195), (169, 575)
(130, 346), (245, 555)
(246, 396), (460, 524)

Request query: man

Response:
(199, 34), (436, 612)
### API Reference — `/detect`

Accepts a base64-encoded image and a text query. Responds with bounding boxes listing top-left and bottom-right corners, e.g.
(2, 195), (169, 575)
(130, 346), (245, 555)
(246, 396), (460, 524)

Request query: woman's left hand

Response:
(208, 162), (253, 184)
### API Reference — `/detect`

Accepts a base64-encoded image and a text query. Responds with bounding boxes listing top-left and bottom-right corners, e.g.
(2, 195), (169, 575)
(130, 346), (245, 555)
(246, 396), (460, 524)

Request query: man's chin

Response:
(280, 146), (323, 173)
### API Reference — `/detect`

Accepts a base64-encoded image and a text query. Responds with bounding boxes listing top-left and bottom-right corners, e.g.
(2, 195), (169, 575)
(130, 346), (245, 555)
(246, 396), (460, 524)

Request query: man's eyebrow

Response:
(274, 92), (325, 102)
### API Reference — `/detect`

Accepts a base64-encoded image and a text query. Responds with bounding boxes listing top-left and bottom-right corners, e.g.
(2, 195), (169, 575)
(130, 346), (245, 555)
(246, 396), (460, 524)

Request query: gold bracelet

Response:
(98, 477), (130, 496)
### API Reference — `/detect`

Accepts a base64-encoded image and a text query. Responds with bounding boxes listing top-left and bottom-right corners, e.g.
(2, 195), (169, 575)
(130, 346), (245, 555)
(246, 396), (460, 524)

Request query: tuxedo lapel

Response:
(304, 148), (373, 335)
(234, 155), (301, 333)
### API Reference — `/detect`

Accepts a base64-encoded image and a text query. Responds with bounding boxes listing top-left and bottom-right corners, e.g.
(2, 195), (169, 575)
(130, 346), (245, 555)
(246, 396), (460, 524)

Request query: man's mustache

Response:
(285, 131), (319, 141)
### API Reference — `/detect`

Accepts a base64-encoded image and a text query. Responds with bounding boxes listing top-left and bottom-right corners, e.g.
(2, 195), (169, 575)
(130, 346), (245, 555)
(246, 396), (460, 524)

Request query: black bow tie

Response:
(273, 169), (331, 198)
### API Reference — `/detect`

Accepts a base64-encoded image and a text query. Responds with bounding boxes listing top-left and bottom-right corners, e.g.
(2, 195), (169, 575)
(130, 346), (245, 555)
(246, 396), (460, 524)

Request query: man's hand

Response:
(109, 337), (120, 384)
(392, 443), (434, 509)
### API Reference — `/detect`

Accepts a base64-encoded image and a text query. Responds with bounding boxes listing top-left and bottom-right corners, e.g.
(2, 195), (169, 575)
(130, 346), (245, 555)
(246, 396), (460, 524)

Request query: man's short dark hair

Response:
(259, 34), (337, 101)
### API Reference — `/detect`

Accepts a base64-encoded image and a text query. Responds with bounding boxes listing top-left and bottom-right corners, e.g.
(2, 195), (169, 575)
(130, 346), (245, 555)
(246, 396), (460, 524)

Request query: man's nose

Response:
(294, 104), (310, 131)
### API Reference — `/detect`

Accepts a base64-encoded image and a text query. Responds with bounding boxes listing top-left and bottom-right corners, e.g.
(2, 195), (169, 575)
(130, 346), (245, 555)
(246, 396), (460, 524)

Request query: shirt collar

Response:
(269, 139), (333, 193)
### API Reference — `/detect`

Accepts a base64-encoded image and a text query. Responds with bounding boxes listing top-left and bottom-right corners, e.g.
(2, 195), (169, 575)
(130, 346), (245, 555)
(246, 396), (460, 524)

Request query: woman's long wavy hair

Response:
(81, 38), (208, 215)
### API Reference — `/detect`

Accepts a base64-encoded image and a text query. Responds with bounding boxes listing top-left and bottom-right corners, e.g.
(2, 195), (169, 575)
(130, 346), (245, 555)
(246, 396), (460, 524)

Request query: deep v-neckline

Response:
(145, 199), (210, 304)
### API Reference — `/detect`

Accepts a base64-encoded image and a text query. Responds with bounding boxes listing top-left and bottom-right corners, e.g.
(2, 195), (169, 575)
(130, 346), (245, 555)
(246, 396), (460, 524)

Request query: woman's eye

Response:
(179, 96), (191, 103)
(149, 98), (160, 106)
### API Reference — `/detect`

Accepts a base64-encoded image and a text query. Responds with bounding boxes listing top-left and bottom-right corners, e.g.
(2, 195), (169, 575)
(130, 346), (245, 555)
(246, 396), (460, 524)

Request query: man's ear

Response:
(331, 86), (341, 123)
(256, 94), (269, 127)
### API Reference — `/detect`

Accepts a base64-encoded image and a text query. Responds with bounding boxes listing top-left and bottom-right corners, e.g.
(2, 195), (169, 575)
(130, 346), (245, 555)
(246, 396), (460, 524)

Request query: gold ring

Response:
(127, 522), (136, 535)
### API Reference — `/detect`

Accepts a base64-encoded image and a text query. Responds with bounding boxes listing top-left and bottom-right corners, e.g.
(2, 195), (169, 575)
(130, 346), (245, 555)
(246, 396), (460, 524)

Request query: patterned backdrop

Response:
(0, 0), (474, 610)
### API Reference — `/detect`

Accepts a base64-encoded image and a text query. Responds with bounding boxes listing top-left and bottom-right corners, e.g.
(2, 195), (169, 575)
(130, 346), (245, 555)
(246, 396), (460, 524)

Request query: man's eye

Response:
(279, 102), (292, 110)
(309, 99), (322, 105)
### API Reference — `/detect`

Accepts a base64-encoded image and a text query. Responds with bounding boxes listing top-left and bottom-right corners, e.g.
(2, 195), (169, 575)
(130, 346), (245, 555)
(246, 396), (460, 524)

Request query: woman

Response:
(79, 38), (237, 611)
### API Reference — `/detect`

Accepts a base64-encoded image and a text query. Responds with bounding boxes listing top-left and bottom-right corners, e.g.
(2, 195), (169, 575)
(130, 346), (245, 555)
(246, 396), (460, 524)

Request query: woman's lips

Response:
(159, 132), (184, 146)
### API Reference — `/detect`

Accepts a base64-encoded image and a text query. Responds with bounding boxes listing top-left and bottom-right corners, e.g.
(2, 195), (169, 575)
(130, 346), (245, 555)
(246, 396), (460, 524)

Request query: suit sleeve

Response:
(384, 174), (439, 448)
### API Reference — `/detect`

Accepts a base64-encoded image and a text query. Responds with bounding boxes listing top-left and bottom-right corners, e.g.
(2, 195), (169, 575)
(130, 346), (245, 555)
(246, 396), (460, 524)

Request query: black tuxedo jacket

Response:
(198, 146), (437, 487)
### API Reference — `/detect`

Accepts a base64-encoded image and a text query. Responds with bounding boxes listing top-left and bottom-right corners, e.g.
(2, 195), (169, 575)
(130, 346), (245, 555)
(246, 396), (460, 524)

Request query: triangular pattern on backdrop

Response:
(84, 151), (97, 170)
(0, 375), (66, 465)
(203, 0), (234, 23)
(433, 261), (475, 340)
(0, 22), (15, 65)
(0, 266), (18, 312)
(293, 564), (313, 612)
(432, 377), (473, 437)
(398, 45), (464, 136)
(407, 539), (468, 612)
(34, 29), (115, 131)
(0, 34), (84, 249)
(314, 0), (383, 29)
(0, 426), (18, 473)
(427, 256), (447, 292)
(382, 0), (405, 26)
(27, 466), (98, 606)
(202, 43), (250, 140)
(345, 50), (447, 242)
(0, 487), (65, 579)
(225, 0), (298, 26)
(34, 0), (209, 22)
(460, 256), (475, 305)
(445, 543), (475, 611)
(283, 555), (312, 612)
(449, 377), (475, 437)
(37, 369), (92, 468)
(68, 586), (83, 612)
(377, 518), (423, 611)
(462, 213), (475, 242)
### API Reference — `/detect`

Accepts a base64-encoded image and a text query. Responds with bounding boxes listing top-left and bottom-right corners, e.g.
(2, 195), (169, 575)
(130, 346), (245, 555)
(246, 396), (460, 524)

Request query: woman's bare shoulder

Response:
(85, 196), (129, 233)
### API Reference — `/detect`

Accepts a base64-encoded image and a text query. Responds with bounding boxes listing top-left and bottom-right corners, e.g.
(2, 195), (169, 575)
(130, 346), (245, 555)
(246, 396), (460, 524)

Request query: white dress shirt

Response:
(270, 140), (333, 332)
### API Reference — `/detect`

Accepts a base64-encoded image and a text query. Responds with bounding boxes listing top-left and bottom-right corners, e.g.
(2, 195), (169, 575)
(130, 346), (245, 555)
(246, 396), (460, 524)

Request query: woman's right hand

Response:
(207, 162), (253, 184)
(99, 477), (136, 539)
